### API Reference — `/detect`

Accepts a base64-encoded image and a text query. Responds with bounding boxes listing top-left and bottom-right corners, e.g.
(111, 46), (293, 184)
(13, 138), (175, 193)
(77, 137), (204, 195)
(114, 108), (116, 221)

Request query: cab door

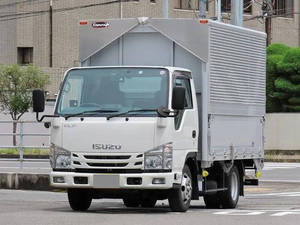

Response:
(172, 71), (198, 151)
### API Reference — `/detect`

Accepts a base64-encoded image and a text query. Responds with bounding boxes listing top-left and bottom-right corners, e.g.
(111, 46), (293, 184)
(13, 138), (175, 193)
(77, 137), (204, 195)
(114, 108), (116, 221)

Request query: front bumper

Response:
(50, 171), (181, 189)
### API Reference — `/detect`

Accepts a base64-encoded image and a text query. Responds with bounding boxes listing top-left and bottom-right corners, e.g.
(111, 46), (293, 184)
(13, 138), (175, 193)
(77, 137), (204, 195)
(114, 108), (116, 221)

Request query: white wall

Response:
(265, 113), (300, 150)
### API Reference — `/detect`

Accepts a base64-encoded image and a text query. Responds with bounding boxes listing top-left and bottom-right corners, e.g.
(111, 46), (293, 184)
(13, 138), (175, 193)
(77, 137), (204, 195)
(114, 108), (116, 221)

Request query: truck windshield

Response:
(56, 68), (169, 117)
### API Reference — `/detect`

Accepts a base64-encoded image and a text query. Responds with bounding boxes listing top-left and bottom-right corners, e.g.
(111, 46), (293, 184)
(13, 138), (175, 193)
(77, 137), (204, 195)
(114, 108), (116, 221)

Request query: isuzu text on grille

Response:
(92, 144), (121, 150)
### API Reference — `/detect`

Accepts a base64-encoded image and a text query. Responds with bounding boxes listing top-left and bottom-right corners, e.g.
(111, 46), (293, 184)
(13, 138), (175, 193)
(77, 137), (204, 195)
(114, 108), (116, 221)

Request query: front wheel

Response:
(219, 165), (240, 208)
(168, 165), (192, 212)
(68, 189), (92, 211)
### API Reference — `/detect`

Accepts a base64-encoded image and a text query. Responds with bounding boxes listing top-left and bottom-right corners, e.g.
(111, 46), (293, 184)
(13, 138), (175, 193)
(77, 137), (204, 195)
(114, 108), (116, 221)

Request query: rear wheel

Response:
(168, 165), (192, 212)
(68, 189), (92, 211)
(123, 196), (141, 207)
(219, 165), (240, 208)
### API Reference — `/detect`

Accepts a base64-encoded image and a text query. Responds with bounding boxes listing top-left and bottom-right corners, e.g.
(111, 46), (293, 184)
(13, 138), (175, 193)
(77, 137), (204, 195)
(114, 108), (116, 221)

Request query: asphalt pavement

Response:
(0, 162), (300, 224)
(0, 181), (300, 225)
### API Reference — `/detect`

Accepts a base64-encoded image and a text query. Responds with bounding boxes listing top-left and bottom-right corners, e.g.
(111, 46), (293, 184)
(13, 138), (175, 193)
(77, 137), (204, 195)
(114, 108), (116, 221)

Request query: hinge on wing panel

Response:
(261, 116), (265, 124)
(137, 17), (149, 25)
(208, 114), (212, 128)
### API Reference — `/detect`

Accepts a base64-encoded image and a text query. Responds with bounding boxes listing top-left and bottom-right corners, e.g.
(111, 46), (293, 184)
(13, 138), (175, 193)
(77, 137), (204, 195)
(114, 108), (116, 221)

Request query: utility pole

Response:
(231, 0), (243, 27)
(49, 0), (53, 67)
(216, 0), (221, 21)
(120, 0), (123, 19)
(263, 0), (272, 46)
(199, 0), (207, 18)
(163, 0), (169, 18)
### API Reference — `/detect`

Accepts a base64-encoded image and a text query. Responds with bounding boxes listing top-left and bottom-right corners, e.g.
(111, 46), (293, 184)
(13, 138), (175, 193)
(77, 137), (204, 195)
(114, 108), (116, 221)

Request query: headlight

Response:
(144, 143), (172, 170)
(49, 143), (71, 169)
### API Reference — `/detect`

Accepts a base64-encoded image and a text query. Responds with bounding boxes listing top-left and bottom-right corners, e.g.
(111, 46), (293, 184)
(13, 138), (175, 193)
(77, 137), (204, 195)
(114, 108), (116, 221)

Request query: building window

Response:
(221, 0), (252, 14)
(175, 0), (210, 11)
(175, 0), (199, 10)
(273, 0), (294, 17)
(17, 47), (33, 65)
(150, 0), (156, 3)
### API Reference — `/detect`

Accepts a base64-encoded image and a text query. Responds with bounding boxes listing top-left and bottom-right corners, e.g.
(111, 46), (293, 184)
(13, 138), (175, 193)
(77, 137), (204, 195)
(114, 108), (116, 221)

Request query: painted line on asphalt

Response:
(246, 191), (300, 197)
(261, 179), (300, 183)
(213, 209), (300, 217)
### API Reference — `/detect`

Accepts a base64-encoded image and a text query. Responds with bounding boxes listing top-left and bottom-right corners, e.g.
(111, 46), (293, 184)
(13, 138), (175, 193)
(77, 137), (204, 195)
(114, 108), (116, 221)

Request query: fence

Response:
(0, 120), (50, 169)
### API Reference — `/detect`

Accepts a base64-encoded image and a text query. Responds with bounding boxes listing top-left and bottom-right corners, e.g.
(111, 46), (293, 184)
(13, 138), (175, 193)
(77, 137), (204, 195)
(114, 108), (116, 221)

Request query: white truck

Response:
(33, 18), (266, 212)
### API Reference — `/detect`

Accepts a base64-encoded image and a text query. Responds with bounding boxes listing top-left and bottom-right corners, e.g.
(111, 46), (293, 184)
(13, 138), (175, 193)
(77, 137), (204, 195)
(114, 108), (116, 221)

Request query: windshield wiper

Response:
(107, 109), (157, 120)
(64, 109), (119, 120)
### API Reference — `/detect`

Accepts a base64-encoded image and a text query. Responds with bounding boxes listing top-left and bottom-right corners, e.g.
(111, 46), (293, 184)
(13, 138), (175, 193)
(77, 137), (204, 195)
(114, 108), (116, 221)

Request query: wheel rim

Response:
(231, 171), (239, 201)
(181, 172), (192, 205)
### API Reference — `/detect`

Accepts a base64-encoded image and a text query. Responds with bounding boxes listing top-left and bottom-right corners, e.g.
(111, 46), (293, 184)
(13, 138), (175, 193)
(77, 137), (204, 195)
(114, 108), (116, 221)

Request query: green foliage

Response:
(267, 43), (290, 56)
(275, 77), (300, 93)
(290, 75), (300, 83)
(288, 97), (300, 105)
(283, 105), (300, 112)
(272, 92), (290, 100)
(266, 55), (284, 112)
(0, 64), (50, 120)
(277, 48), (300, 75)
(267, 44), (300, 112)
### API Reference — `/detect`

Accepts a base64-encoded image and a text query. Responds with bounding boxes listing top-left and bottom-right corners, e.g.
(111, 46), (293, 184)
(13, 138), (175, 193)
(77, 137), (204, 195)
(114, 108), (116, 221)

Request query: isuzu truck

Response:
(33, 18), (266, 212)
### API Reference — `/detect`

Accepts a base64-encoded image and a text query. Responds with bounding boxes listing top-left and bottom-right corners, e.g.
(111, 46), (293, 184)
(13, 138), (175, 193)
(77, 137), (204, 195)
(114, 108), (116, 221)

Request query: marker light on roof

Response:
(79, 21), (88, 25)
(200, 19), (208, 24)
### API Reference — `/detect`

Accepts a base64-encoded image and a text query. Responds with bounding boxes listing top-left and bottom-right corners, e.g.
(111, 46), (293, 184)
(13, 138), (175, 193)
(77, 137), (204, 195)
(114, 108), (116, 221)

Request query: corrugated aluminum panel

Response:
(209, 23), (266, 116)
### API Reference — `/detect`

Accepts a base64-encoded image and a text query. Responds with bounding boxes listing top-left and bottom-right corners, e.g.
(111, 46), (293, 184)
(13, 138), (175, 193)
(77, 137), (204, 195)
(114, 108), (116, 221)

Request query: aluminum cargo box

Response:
(79, 18), (266, 165)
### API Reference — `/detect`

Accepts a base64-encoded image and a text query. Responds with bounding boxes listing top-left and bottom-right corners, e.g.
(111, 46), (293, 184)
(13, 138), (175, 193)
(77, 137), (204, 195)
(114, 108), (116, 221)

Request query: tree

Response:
(0, 64), (50, 146)
(273, 47), (300, 112)
(266, 43), (290, 112)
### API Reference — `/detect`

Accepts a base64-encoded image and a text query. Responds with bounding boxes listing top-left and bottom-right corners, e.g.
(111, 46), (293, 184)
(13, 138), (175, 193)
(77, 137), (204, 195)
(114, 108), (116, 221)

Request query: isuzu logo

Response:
(92, 144), (121, 150)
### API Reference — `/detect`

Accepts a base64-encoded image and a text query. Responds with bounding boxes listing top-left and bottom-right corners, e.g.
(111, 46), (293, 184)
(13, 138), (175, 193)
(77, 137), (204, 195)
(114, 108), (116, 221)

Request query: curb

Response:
(0, 173), (51, 191)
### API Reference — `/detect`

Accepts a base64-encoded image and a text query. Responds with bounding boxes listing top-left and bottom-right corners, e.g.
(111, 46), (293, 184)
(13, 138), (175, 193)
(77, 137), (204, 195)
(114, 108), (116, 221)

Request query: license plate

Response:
(93, 174), (120, 188)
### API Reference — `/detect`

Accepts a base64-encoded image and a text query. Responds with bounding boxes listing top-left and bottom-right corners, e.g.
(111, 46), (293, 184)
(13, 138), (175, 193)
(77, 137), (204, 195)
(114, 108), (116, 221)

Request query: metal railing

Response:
(0, 120), (50, 169)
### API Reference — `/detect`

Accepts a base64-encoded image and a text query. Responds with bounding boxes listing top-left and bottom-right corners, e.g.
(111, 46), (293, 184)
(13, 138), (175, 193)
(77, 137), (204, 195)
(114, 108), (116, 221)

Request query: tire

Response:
(123, 196), (141, 207)
(140, 198), (157, 208)
(168, 165), (192, 212)
(219, 165), (240, 208)
(68, 189), (92, 211)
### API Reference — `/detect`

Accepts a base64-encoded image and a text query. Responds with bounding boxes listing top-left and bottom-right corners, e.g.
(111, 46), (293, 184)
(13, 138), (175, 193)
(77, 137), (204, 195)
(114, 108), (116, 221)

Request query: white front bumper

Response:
(50, 171), (181, 189)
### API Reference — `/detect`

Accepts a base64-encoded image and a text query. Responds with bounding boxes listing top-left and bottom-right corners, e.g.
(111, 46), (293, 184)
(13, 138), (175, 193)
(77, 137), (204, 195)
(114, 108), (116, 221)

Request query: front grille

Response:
(84, 155), (130, 160)
(71, 152), (144, 170)
(87, 163), (128, 167)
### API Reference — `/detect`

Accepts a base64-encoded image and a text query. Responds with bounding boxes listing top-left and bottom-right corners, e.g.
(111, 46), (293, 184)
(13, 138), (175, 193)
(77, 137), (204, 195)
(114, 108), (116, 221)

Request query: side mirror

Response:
(32, 89), (45, 113)
(172, 87), (185, 110)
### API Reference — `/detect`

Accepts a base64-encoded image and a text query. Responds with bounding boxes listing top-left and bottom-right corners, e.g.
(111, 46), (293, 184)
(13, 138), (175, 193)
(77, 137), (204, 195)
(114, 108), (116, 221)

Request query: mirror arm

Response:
(167, 110), (179, 117)
(36, 112), (59, 122)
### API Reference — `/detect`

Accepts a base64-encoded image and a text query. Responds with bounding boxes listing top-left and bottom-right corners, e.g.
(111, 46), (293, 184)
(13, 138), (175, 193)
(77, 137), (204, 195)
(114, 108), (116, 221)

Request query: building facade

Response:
(0, 0), (299, 98)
